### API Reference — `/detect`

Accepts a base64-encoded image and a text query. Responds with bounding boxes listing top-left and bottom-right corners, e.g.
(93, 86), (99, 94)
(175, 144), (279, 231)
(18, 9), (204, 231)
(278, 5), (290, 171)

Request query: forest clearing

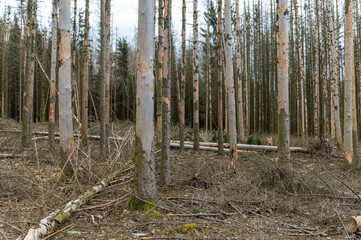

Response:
(1, 0), (361, 239)
(1, 119), (361, 240)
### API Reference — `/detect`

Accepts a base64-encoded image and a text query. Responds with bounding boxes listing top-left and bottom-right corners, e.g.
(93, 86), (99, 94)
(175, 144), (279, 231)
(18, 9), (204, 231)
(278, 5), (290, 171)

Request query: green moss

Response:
(246, 135), (262, 145)
(187, 206), (200, 213)
(54, 211), (69, 224)
(127, 196), (156, 212)
(184, 224), (198, 230)
(62, 185), (75, 193)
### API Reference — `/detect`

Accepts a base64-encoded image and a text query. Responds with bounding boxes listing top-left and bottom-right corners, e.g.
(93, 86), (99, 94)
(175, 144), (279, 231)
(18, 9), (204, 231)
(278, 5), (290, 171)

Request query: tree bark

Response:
(161, 0), (171, 186)
(49, 0), (58, 152)
(193, 0), (200, 150)
(156, 0), (164, 149)
(344, 0), (353, 165)
(134, 0), (157, 200)
(59, 0), (76, 175)
(81, 0), (90, 146)
(180, 0), (186, 152)
(217, 0), (224, 155)
(224, 0), (238, 170)
(277, 0), (290, 164)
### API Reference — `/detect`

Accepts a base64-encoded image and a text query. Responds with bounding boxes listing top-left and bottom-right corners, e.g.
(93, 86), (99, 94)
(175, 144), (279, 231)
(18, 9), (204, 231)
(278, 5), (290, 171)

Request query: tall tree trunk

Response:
(277, 0), (290, 164)
(315, 0), (320, 139)
(180, 0), (186, 152)
(81, 0), (89, 146)
(71, 0), (78, 125)
(1, 11), (6, 119)
(224, 0), (238, 170)
(156, 0), (164, 149)
(193, 0), (200, 150)
(205, 0), (210, 132)
(100, 0), (108, 157)
(22, 0), (37, 147)
(293, 0), (305, 136)
(105, 0), (111, 145)
(134, 0), (157, 200)
(352, 48), (359, 167)
(344, 0), (353, 165)
(326, 0), (342, 147)
(217, 0), (224, 154)
(59, 0), (76, 175)
(161, 0), (171, 186)
(49, 0), (58, 152)
(235, 0), (245, 142)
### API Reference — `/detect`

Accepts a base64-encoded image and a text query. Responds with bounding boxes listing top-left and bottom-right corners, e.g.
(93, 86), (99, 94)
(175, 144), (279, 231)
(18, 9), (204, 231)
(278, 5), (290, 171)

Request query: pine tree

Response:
(81, 0), (89, 146)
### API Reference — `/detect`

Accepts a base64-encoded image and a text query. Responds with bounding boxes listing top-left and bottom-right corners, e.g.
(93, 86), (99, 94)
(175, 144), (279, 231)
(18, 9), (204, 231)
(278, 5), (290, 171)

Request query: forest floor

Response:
(1, 119), (361, 239)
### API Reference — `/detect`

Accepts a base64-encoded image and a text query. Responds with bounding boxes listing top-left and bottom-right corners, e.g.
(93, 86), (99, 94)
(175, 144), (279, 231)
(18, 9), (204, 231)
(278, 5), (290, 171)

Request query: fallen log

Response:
(0, 154), (26, 159)
(19, 161), (132, 240)
(169, 143), (252, 154)
(344, 216), (361, 233)
(170, 140), (308, 153)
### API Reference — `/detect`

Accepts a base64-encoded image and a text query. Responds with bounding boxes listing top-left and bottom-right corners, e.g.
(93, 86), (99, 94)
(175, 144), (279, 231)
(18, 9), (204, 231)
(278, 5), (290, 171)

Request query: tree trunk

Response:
(205, 0), (210, 132)
(277, 0), (290, 164)
(59, 0), (76, 175)
(344, 0), (353, 165)
(134, 0), (157, 200)
(1, 12), (6, 119)
(180, 0), (186, 152)
(352, 47), (359, 167)
(161, 0), (171, 186)
(71, 0), (78, 125)
(217, 0), (224, 155)
(100, 0), (108, 157)
(326, 0), (342, 148)
(224, 0), (238, 170)
(235, 0), (245, 143)
(193, 0), (200, 150)
(315, 0), (320, 139)
(22, 0), (37, 147)
(49, 0), (58, 152)
(105, 0), (111, 147)
(81, 0), (90, 146)
(156, 0), (164, 149)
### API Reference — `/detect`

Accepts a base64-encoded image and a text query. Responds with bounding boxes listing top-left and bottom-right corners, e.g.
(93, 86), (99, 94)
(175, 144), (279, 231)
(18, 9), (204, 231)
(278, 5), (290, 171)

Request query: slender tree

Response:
(100, 0), (107, 157)
(156, 0), (164, 149)
(134, 0), (157, 200)
(105, 0), (111, 143)
(81, 0), (89, 146)
(193, 0), (200, 150)
(180, 0), (186, 152)
(161, 0), (171, 186)
(1, 10), (6, 119)
(224, 0), (238, 169)
(217, 0), (224, 154)
(59, 0), (76, 175)
(235, 0), (245, 142)
(344, 0), (353, 165)
(49, 0), (58, 152)
(71, 0), (78, 124)
(277, 0), (290, 164)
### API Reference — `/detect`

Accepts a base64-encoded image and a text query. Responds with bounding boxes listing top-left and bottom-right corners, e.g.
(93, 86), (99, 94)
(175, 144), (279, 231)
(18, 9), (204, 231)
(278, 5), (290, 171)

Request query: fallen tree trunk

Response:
(344, 216), (361, 233)
(171, 140), (308, 153)
(19, 162), (132, 240)
(170, 143), (252, 154)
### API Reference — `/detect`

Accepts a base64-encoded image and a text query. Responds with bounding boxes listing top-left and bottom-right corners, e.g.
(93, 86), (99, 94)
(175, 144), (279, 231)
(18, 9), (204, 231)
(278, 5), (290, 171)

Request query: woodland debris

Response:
(344, 216), (361, 233)
(19, 162), (132, 240)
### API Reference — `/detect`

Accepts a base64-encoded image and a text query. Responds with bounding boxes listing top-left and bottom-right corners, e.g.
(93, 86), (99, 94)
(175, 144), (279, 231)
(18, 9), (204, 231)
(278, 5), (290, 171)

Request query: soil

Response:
(1, 119), (361, 239)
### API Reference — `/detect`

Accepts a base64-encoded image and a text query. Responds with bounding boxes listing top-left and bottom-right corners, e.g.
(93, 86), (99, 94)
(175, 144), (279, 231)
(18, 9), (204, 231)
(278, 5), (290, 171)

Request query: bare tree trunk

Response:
(205, 0), (210, 132)
(100, 0), (107, 157)
(315, 0), (320, 139)
(22, 0), (37, 147)
(1, 11), (6, 119)
(161, 0), (171, 186)
(217, 0), (224, 155)
(59, 0), (76, 175)
(344, 0), (353, 165)
(180, 0), (186, 152)
(193, 0), (200, 150)
(49, 0), (58, 152)
(71, 0), (78, 125)
(156, 0), (164, 149)
(105, 0), (111, 145)
(352, 48), (359, 167)
(81, 0), (89, 146)
(134, 0), (157, 200)
(277, 0), (290, 164)
(293, 0), (305, 137)
(224, 0), (238, 170)
(235, 0), (245, 143)
(326, 0), (342, 148)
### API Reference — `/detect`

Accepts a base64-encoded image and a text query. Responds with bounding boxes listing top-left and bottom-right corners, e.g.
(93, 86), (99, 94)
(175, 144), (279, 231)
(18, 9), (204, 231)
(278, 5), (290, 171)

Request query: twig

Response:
(0, 221), (23, 233)
(228, 202), (247, 219)
(80, 193), (130, 211)
(335, 210), (350, 239)
(0, 229), (9, 240)
(41, 223), (75, 240)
